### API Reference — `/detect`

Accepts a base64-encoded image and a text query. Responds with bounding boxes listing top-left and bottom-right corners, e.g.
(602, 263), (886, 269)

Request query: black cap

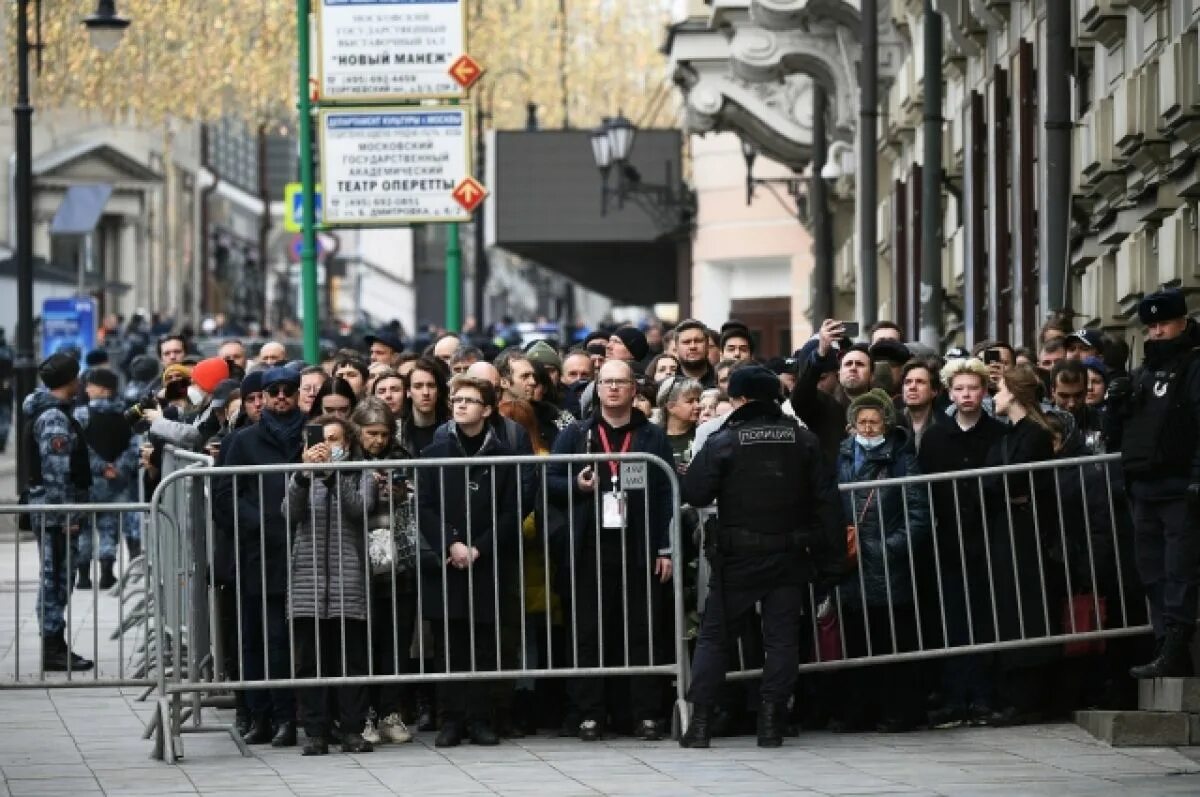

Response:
(241, 370), (266, 396)
(84, 367), (119, 393)
(129, 355), (160, 383)
(210, 379), (240, 409)
(364, 328), (405, 354)
(84, 348), (109, 367)
(1066, 328), (1103, 351)
(39, 352), (80, 389)
(613, 326), (649, 362)
(869, 339), (912, 366)
(727, 365), (781, 403)
(1138, 288), (1188, 325)
(261, 366), (301, 389)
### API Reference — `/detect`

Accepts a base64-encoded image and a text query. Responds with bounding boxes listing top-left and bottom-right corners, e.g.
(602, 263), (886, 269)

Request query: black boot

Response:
(41, 632), (93, 672)
(467, 720), (500, 746)
(757, 702), (785, 748)
(126, 538), (142, 561)
(242, 716), (273, 745)
(340, 731), (373, 753)
(234, 707), (252, 738)
(1130, 626), (1195, 679)
(271, 720), (297, 747)
(435, 720), (465, 748)
(416, 688), (436, 731)
(74, 565), (92, 591)
(302, 736), (329, 756)
(679, 704), (712, 749)
(98, 559), (116, 591)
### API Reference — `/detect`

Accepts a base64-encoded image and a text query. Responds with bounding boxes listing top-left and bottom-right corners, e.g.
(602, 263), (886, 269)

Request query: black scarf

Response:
(260, 408), (306, 453)
(84, 410), (133, 463)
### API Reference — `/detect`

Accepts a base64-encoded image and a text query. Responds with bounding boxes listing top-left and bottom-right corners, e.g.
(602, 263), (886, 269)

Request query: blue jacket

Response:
(836, 428), (930, 608)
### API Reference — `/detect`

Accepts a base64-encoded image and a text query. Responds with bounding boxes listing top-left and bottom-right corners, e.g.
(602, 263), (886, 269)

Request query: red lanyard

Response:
(596, 425), (632, 482)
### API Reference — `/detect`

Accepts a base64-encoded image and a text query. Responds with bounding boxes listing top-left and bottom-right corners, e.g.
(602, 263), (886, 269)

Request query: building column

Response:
(118, 216), (137, 315)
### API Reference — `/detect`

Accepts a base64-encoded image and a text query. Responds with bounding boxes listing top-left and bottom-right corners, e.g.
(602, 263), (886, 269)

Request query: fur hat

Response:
(727, 365), (781, 403)
(1138, 288), (1187, 325)
(846, 388), (897, 430)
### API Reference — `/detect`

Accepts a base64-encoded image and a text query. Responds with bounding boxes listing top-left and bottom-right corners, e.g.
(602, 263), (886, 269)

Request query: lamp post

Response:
(13, 0), (129, 489)
(473, 68), (534, 331)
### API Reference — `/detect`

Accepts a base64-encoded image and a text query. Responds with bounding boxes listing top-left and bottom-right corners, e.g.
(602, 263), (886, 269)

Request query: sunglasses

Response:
(265, 383), (297, 398)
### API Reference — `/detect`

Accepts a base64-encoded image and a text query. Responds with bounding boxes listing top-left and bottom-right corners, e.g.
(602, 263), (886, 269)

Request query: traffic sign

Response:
(283, 183), (323, 233)
(319, 105), (475, 224)
(449, 54), (484, 90)
(452, 177), (487, 213)
(316, 0), (470, 101)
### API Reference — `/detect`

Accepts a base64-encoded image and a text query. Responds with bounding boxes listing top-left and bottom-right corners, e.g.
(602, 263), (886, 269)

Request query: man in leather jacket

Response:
(1107, 288), (1200, 678)
(679, 366), (842, 748)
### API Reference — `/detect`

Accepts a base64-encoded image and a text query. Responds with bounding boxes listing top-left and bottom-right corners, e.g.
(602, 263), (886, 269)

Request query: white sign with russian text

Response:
(318, 0), (466, 100)
(319, 106), (473, 224)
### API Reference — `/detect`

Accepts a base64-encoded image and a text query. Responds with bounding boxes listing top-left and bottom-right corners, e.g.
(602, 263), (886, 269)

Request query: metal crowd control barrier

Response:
(709, 452), (1150, 684)
(0, 500), (153, 689)
(147, 452), (687, 762)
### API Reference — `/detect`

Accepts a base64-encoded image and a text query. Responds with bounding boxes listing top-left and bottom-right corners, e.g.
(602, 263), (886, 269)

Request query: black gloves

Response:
(1105, 376), (1133, 407)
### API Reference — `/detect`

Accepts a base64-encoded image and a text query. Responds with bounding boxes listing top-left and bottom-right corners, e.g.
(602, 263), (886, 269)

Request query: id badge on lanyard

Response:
(597, 425), (631, 530)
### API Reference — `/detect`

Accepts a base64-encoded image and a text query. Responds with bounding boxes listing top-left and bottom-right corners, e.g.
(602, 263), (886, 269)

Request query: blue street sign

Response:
(41, 297), (97, 359)
(284, 183), (323, 232)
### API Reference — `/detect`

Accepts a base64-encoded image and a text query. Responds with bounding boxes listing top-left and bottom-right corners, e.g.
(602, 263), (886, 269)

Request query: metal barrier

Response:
(0, 500), (153, 688)
(708, 452), (1149, 683)
(146, 452), (687, 762)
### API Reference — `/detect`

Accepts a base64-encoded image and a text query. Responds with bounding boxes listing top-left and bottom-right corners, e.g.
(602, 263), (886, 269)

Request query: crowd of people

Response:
(14, 287), (1200, 752)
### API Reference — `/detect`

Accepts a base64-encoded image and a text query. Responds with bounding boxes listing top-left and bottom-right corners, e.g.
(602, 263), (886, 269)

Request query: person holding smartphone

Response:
(287, 415), (377, 755)
(789, 319), (875, 466)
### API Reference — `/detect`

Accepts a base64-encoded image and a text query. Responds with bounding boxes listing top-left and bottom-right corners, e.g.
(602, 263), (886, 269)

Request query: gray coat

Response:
(285, 470), (377, 621)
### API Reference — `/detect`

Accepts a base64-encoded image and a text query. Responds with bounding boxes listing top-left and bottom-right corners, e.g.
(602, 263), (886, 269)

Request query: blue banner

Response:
(41, 297), (96, 360)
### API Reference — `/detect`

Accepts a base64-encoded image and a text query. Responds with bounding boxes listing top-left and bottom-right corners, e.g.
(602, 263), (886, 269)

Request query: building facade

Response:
(668, 0), (1200, 353)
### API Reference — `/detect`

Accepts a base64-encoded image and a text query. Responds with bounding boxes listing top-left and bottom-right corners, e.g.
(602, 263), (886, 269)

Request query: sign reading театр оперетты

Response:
(319, 106), (475, 224)
(318, 0), (467, 101)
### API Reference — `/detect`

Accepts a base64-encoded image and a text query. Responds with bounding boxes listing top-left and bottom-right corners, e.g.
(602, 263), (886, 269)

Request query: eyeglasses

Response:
(265, 384), (297, 398)
(598, 378), (634, 389)
(450, 395), (485, 406)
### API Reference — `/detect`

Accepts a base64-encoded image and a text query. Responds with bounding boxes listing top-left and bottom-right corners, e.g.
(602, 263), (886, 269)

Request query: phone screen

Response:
(304, 424), (325, 448)
(841, 321), (860, 339)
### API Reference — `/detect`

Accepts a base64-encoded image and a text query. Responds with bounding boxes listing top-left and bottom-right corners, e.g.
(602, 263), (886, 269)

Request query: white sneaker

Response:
(379, 712), (412, 744)
(361, 717), (381, 745)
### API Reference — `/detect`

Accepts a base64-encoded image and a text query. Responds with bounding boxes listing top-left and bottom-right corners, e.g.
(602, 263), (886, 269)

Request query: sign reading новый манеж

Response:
(319, 106), (474, 224)
(318, 0), (467, 101)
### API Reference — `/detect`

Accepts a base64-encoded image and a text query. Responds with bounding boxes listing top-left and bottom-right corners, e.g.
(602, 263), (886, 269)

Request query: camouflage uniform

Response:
(22, 390), (91, 635)
(73, 398), (141, 565)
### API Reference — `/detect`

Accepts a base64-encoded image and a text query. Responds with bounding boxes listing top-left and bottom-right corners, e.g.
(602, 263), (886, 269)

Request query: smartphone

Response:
(841, 321), (861, 339)
(304, 424), (324, 448)
(984, 349), (1003, 365)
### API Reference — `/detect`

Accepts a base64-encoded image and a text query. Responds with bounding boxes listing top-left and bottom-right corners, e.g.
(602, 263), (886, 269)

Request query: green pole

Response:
(445, 221), (461, 332)
(297, 0), (321, 362)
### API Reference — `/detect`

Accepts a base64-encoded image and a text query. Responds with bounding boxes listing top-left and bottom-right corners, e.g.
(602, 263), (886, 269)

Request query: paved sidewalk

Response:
(0, 691), (1198, 797)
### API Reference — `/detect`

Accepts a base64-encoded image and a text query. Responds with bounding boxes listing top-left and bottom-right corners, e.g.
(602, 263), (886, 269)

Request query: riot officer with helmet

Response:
(679, 365), (842, 748)
(1107, 288), (1200, 678)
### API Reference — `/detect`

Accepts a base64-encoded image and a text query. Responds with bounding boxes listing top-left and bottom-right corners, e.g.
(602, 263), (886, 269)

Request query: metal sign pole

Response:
(298, 0), (320, 363)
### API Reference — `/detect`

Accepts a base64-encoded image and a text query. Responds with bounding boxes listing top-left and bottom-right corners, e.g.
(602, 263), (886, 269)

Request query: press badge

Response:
(602, 491), (627, 529)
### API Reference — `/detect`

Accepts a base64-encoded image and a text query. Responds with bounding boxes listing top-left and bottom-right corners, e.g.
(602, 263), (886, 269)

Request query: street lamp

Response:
(84, 0), (131, 53)
(12, 0), (129, 487)
(820, 141), (854, 181)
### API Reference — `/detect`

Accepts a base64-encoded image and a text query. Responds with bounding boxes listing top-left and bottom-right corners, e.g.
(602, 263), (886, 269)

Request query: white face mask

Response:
(187, 385), (206, 406)
(855, 434), (886, 450)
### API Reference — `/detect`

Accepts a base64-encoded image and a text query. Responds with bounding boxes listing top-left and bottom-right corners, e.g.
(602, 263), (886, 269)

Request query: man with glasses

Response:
(297, 366), (328, 415)
(548, 359), (675, 742)
(213, 367), (305, 747)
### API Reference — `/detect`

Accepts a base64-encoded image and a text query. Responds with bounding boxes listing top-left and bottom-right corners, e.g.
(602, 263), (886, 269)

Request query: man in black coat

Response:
(547, 359), (675, 742)
(212, 367), (305, 747)
(679, 366), (841, 749)
(917, 357), (1009, 725)
(1108, 289), (1200, 678)
(789, 320), (874, 465)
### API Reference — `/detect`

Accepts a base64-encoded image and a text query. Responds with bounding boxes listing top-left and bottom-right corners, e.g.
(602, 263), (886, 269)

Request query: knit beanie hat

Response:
(191, 357), (231, 394)
(846, 388), (897, 430)
(613, 326), (649, 362)
(39, 352), (80, 390)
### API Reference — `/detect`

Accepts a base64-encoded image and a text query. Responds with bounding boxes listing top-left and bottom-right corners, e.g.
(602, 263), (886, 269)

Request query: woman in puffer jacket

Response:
(286, 414), (377, 755)
(833, 388), (930, 732)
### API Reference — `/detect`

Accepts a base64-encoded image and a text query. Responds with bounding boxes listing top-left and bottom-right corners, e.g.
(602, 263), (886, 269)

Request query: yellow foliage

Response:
(1, 0), (674, 128)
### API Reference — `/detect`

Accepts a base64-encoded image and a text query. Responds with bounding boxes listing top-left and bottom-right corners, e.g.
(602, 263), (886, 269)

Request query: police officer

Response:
(1107, 288), (1200, 678)
(679, 365), (842, 748)
(20, 353), (94, 671)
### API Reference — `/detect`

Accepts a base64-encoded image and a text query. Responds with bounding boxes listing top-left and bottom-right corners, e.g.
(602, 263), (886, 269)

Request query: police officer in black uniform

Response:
(1107, 288), (1200, 678)
(679, 366), (842, 748)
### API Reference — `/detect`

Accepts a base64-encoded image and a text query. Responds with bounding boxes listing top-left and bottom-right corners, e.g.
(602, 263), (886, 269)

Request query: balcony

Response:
(1157, 205), (1198, 285)
(1080, 0), (1128, 49)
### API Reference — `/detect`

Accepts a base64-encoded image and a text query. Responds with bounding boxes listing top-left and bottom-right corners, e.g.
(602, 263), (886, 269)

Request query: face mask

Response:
(329, 445), (347, 462)
(855, 434), (885, 450)
(187, 385), (207, 406)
